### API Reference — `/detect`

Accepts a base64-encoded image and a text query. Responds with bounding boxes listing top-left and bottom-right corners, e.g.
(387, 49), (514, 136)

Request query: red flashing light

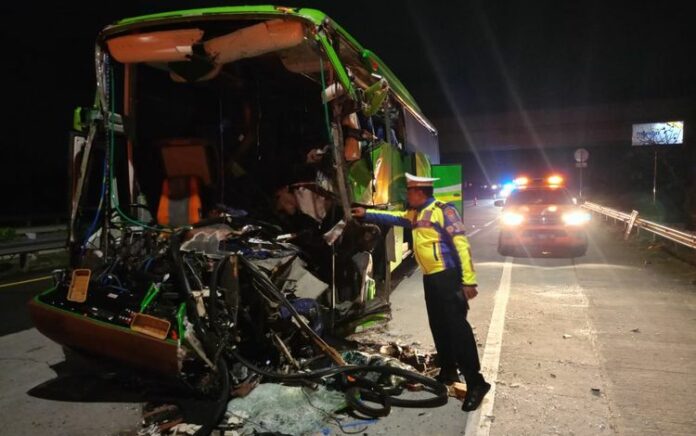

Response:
(547, 175), (564, 185)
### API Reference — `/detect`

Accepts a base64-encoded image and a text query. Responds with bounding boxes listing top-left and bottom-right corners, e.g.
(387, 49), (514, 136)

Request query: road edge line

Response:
(465, 256), (513, 436)
(0, 275), (52, 289)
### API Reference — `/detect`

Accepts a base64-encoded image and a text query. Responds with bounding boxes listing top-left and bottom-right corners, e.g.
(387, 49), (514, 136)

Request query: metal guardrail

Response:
(0, 225), (67, 258)
(582, 202), (632, 221)
(583, 201), (696, 250)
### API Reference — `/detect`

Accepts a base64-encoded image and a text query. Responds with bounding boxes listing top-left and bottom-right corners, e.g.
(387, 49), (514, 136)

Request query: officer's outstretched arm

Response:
(362, 209), (414, 228)
(441, 205), (478, 286)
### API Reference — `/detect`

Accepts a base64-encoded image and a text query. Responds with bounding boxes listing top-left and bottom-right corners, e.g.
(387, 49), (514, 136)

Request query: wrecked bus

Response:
(29, 6), (442, 384)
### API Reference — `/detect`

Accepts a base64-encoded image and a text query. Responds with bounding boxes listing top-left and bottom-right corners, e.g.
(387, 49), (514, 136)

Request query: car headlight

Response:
(501, 211), (524, 226)
(562, 211), (591, 226)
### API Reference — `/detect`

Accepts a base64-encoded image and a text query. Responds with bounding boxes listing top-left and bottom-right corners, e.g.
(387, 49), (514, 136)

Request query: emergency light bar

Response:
(511, 175), (565, 189)
(513, 177), (529, 186)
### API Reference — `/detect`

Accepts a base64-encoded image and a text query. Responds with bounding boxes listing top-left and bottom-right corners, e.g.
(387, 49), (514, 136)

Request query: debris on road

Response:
(451, 382), (468, 400)
(224, 383), (345, 435)
(170, 423), (202, 435)
(142, 404), (183, 433)
(346, 328), (439, 375)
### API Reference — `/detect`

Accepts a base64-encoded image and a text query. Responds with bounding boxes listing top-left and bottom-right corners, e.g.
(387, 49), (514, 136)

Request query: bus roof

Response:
(104, 5), (436, 133)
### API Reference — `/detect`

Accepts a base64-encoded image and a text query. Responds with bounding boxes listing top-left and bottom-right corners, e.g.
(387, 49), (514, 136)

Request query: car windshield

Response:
(506, 188), (573, 205)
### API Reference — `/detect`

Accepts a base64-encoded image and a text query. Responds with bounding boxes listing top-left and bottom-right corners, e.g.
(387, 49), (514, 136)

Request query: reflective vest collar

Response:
(414, 197), (436, 212)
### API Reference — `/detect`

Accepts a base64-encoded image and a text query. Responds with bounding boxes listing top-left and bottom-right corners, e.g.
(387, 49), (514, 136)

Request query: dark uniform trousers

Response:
(423, 268), (484, 387)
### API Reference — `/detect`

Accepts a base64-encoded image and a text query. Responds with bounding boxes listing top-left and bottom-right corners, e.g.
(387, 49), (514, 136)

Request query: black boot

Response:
(461, 381), (491, 411)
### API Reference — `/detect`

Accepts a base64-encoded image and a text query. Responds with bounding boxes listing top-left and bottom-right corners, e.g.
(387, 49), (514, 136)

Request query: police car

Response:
(494, 176), (589, 256)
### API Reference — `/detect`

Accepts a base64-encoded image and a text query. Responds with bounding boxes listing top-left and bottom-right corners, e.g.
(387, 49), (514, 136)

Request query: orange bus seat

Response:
(157, 177), (202, 227)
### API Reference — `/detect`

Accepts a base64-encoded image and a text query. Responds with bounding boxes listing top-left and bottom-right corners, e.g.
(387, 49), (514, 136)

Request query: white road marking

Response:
(468, 229), (482, 237)
(483, 218), (497, 228)
(465, 256), (513, 436)
(0, 275), (51, 289)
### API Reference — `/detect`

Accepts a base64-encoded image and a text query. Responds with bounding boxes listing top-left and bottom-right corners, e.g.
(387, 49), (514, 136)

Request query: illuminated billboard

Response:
(632, 121), (684, 146)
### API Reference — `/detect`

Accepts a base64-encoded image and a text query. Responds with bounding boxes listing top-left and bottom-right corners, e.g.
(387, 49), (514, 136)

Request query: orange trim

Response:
(204, 20), (304, 64)
(124, 64), (134, 202)
(188, 177), (201, 224)
(29, 299), (179, 376)
(107, 29), (203, 63)
(157, 179), (170, 225)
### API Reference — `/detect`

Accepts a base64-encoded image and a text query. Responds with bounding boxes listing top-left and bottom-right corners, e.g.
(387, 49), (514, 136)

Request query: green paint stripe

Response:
(139, 282), (160, 312)
(114, 6), (326, 27)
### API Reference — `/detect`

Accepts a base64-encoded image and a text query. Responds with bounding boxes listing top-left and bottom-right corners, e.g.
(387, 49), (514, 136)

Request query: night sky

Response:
(1, 1), (692, 223)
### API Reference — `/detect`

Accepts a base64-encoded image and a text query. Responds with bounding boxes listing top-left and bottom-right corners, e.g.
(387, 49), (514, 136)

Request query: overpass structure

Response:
(434, 98), (694, 223)
(438, 98), (692, 154)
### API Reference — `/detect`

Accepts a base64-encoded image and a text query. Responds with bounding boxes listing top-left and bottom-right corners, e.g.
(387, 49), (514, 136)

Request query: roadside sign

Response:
(631, 121), (684, 146)
(574, 148), (589, 163)
(575, 148), (589, 198)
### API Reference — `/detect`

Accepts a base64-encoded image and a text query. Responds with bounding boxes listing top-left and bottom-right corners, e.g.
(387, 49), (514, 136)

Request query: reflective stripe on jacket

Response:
(363, 198), (477, 285)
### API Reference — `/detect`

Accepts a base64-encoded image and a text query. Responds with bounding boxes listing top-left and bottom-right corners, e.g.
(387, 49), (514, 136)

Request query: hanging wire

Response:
(319, 56), (334, 145)
(106, 62), (173, 232)
(81, 154), (108, 252)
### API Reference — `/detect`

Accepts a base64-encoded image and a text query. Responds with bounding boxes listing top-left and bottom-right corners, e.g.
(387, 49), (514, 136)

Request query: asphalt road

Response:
(1, 200), (695, 435)
(367, 199), (696, 435)
(0, 274), (53, 335)
(0, 248), (68, 335)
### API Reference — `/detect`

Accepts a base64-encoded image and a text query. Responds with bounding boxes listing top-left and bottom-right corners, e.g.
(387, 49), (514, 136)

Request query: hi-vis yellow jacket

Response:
(363, 198), (477, 286)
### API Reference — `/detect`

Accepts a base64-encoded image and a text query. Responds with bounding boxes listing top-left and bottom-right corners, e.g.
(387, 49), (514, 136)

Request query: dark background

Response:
(1, 1), (692, 224)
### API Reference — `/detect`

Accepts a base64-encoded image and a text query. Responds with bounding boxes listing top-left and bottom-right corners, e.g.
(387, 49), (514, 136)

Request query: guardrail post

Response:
(624, 210), (640, 241)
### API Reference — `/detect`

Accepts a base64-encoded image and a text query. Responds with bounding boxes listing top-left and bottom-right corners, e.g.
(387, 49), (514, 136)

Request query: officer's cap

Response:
(405, 172), (439, 188)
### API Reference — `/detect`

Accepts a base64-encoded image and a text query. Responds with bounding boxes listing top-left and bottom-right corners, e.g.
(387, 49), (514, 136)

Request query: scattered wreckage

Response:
(28, 6), (447, 434)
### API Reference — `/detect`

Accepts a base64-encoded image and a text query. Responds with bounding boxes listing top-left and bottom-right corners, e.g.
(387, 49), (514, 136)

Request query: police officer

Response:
(351, 173), (490, 412)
